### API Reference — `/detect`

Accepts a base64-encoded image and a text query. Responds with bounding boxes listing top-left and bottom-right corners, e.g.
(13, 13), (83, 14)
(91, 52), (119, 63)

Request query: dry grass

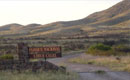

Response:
(69, 54), (130, 72)
(0, 71), (79, 80)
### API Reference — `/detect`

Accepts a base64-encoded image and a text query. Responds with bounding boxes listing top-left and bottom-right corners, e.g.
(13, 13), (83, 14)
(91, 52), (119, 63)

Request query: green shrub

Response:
(0, 54), (14, 60)
(87, 49), (116, 56)
(88, 43), (111, 51)
(86, 43), (130, 56)
(87, 43), (113, 56)
(87, 43), (111, 52)
(95, 70), (106, 74)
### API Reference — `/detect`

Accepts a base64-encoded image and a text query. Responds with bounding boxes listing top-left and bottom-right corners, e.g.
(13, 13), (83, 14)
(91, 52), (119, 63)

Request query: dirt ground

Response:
(48, 52), (130, 80)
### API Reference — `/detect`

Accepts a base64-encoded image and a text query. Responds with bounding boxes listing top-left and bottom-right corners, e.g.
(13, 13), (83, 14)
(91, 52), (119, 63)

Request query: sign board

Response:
(28, 46), (62, 59)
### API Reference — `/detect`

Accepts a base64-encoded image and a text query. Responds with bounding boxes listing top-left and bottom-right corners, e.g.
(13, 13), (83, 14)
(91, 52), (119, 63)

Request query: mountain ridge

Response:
(0, 0), (130, 38)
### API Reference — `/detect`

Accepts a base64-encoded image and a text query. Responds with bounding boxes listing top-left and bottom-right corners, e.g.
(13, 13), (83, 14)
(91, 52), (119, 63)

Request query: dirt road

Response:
(48, 52), (130, 80)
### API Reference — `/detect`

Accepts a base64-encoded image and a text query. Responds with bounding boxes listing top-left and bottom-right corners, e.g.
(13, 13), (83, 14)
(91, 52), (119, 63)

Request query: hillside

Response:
(0, 0), (130, 38)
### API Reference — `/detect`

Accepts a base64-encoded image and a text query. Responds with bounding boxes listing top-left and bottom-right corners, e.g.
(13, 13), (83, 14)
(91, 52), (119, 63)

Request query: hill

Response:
(0, 0), (130, 38)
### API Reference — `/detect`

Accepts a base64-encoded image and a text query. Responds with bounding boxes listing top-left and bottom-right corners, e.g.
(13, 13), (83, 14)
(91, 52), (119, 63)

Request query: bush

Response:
(95, 70), (106, 74)
(113, 45), (130, 52)
(0, 54), (14, 60)
(88, 43), (111, 51)
(103, 40), (116, 46)
(63, 43), (85, 51)
(87, 43), (112, 56)
(86, 43), (130, 56)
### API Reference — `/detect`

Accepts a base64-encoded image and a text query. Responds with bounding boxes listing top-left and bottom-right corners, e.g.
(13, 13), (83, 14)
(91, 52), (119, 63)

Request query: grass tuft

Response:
(95, 70), (106, 74)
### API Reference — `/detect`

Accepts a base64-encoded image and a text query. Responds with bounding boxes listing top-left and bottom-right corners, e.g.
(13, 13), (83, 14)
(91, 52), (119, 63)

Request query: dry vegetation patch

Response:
(69, 55), (130, 72)
(0, 71), (79, 80)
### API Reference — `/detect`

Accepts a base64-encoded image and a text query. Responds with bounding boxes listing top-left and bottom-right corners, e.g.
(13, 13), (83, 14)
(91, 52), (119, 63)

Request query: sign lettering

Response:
(29, 47), (60, 52)
(28, 46), (62, 59)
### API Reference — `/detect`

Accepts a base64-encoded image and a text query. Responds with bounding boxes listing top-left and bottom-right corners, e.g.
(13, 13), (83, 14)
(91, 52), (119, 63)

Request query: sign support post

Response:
(44, 53), (47, 70)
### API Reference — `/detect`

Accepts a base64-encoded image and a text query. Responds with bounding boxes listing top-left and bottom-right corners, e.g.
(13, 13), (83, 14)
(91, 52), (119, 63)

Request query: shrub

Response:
(86, 43), (130, 56)
(87, 43), (113, 56)
(113, 45), (130, 52)
(88, 49), (116, 56)
(103, 40), (116, 46)
(0, 54), (14, 60)
(63, 43), (85, 51)
(95, 70), (106, 74)
(88, 43), (111, 51)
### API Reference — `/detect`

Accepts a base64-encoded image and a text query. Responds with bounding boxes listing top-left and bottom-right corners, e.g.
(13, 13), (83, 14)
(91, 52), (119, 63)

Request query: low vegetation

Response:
(0, 54), (14, 60)
(0, 71), (79, 80)
(69, 55), (130, 72)
(87, 43), (112, 56)
(95, 70), (106, 74)
(69, 43), (130, 72)
(86, 43), (130, 56)
(89, 56), (130, 72)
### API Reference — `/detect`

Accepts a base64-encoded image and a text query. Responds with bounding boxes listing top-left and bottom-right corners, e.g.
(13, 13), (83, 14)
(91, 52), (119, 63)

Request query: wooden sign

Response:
(28, 46), (62, 59)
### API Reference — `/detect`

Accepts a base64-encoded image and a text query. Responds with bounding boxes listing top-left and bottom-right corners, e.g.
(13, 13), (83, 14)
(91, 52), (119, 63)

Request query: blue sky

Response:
(0, 0), (122, 26)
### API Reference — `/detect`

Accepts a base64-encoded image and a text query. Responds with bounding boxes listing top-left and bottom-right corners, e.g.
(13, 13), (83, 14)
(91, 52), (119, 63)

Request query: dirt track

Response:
(48, 52), (130, 80)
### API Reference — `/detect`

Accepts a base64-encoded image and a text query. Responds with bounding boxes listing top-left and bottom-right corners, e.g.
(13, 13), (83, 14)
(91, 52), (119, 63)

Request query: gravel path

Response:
(79, 72), (130, 80)
(48, 52), (130, 80)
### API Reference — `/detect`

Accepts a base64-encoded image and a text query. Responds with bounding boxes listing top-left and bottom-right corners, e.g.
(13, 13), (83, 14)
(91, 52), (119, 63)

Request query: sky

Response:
(0, 0), (122, 26)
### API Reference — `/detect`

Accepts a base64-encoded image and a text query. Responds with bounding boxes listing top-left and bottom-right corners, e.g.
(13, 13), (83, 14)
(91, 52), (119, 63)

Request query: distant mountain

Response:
(87, 0), (130, 26)
(0, 23), (23, 31)
(0, 0), (130, 38)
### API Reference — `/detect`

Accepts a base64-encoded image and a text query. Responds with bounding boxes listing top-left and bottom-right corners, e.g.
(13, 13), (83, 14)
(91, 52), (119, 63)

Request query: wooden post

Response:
(45, 53), (47, 70)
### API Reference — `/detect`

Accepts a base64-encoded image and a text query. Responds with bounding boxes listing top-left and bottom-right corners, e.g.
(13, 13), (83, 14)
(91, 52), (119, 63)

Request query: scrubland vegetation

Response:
(0, 38), (130, 72)
(87, 43), (130, 56)
(0, 54), (14, 60)
(0, 38), (85, 80)
(69, 42), (130, 72)
(0, 38), (129, 58)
